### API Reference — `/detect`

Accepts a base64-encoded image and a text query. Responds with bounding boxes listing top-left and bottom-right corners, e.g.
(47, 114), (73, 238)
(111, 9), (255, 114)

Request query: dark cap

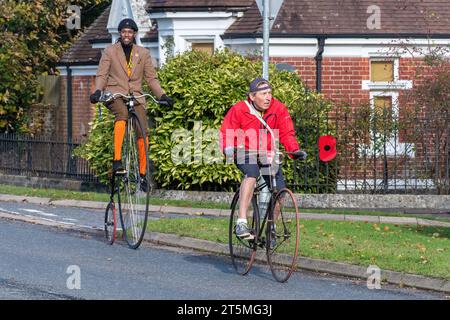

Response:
(118, 18), (138, 32)
(248, 77), (272, 94)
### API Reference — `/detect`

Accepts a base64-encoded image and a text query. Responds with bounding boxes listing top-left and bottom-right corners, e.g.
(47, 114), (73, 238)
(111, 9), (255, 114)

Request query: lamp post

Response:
(256, 0), (284, 80)
(262, 0), (270, 80)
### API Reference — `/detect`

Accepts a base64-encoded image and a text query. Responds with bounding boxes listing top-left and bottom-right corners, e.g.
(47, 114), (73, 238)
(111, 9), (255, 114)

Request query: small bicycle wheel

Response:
(229, 190), (259, 275)
(117, 115), (150, 249)
(104, 201), (116, 245)
(266, 188), (300, 282)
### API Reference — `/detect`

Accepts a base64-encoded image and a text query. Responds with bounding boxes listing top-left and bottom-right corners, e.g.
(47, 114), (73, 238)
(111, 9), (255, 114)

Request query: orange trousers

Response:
(114, 120), (148, 176)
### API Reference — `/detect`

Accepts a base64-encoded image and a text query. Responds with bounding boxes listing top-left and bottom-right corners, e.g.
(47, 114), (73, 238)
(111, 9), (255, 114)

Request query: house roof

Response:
(59, 6), (111, 65)
(59, 5), (158, 66)
(146, 0), (254, 12)
(60, 0), (450, 66)
(225, 0), (450, 38)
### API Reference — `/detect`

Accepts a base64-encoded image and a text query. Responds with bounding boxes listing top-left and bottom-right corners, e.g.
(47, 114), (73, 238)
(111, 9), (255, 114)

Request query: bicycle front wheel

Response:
(266, 188), (300, 282)
(229, 190), (259, 275)
(117, 115), (150, 249)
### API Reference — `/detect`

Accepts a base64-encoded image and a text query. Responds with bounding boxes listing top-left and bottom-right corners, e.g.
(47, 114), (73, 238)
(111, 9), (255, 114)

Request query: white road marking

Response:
(0, 206), (103, 230)
(21, 209), (57, 217)
(0, 207), (21, 215)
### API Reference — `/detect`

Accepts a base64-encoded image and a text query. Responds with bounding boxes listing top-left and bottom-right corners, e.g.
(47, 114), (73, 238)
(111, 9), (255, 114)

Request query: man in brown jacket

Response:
(90, 18), (173, 190)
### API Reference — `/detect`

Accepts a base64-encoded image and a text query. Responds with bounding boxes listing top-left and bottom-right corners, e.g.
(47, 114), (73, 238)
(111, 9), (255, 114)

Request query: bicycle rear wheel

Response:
(229, 190), (259, 275)
(117, 115), (150, 249)
(104, 201), (116, 245)
(266, 188), (300, 282)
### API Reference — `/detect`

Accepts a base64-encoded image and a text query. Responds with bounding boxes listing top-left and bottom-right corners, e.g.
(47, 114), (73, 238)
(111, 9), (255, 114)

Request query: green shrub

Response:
(75, 49), (336, 191)
(73, 105), (114, 183)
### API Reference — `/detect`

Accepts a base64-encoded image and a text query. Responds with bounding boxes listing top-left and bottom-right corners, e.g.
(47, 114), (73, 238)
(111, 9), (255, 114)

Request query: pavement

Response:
(0, 193), (449, 294)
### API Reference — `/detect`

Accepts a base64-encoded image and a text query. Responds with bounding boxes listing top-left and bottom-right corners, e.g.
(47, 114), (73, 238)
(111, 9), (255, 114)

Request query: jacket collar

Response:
(113, 42), (141, 78)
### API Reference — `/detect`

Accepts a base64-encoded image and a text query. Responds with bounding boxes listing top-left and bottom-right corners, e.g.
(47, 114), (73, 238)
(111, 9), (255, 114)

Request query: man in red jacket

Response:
(220, 78), (306, 239)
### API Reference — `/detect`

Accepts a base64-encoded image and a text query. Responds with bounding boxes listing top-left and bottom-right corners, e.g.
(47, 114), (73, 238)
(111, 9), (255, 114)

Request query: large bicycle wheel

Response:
(104, 201), (116, 245)
(229, 190), (259, 275)
(117, 115), (150, 249)
(266, 188), (300, 282)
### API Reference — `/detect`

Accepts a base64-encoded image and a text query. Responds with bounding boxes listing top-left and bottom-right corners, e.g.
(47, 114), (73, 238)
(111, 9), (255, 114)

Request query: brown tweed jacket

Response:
(94, 42), (165, 105)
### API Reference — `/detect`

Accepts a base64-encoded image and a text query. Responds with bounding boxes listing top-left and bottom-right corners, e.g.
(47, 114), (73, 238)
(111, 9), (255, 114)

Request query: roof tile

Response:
(226, 0), (450, 36)
(60, 6), (157, 65)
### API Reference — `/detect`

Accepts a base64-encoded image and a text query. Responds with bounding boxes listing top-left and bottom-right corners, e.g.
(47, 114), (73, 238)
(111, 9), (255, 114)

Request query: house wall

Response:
(60, 57), (432, 140)
(271, 56), (371, 104)
(269, 55), (448, 190)
(58, 75), (96, 143)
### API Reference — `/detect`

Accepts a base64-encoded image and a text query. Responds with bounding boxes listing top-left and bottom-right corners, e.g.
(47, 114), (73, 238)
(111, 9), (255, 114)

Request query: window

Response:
(373, 96), (393, 117)
(362, 58), (412, 90)
(364, 92), (414, 157)
(191, 42), (214, 55)
(370, 60), (394, 82)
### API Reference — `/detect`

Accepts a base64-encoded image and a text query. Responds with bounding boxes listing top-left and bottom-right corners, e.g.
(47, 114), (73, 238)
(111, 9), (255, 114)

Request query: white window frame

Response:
(184, 36), (215, 52)
(362, 57), (412, 90)
(357, 91), (415, 157)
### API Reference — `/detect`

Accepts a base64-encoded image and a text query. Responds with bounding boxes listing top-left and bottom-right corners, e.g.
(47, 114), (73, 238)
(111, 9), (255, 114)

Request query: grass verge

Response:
(147, 217), (450, 280)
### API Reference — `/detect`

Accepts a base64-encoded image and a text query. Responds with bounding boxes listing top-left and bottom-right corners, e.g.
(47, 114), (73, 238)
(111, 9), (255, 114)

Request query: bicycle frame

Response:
(233, 150), (283, 248)
(250, 175), (278, 249)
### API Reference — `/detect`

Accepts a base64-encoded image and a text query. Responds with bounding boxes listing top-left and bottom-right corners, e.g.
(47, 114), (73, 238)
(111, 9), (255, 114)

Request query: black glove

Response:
(292, 150), (307, 160)
(159, 94), (174, 107)
(90, 90), (102, 104)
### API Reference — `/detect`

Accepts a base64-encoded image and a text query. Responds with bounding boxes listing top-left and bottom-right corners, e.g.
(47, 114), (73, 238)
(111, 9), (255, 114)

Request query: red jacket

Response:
(220, 98), (300, 153)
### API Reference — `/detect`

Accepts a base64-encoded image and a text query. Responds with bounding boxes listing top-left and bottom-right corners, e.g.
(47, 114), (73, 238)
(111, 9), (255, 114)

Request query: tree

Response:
(0, 0), (110, 133)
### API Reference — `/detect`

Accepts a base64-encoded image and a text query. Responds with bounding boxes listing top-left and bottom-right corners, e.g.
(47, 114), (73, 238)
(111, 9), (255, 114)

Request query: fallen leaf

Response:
(417, 244), (427, 253)
(420, 256), (429, 264)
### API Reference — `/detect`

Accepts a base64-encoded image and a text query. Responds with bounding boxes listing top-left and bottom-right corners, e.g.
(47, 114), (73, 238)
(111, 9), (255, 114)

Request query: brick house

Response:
(56, 0), (450, 191)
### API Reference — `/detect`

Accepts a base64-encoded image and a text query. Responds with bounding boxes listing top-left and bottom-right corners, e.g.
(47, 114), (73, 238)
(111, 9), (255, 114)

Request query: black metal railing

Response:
(0, 133), (99, 183)
(0, 106), (448, 195)
(290, 102), (449, 195)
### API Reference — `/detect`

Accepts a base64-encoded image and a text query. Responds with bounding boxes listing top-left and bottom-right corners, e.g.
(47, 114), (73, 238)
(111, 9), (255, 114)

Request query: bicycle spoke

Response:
(117, 116), (150, 249)
(229, 191), (258, 275)
(266, 188), (300, 282)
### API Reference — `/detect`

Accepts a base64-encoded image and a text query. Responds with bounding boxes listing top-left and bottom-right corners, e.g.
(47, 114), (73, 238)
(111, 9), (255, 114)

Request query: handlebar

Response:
(225, 147), (307, 162)
(96, 91), (169, 120)
(98, 91), (167, 106)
